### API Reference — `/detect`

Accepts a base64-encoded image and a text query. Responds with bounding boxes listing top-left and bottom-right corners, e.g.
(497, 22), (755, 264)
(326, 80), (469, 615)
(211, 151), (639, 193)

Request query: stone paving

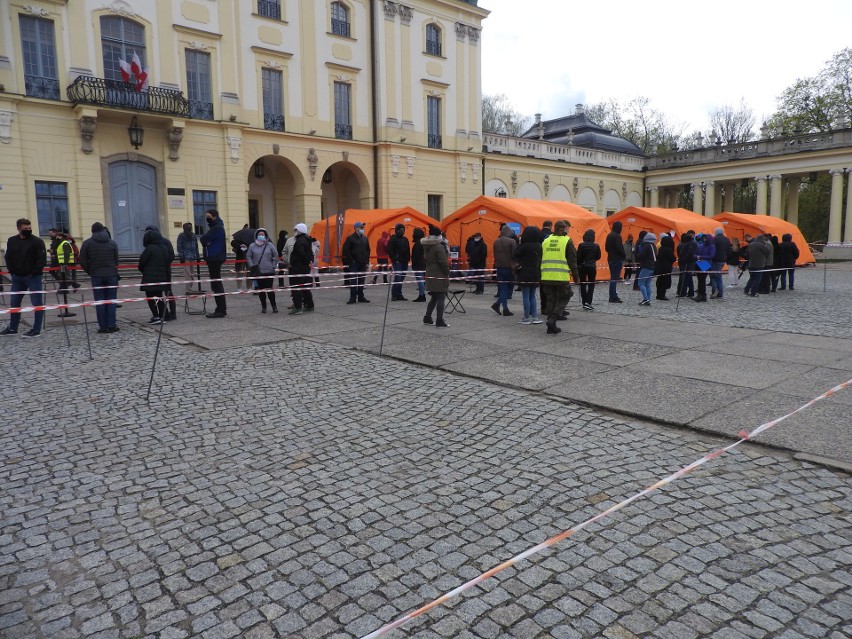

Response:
(1, 278), (851, 638)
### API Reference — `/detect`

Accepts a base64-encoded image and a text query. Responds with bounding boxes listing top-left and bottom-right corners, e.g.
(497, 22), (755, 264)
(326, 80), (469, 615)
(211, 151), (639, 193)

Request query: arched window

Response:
(331, 2), (350, 37)
(425, 24), (441, 56)
(101, 16), (146, 82)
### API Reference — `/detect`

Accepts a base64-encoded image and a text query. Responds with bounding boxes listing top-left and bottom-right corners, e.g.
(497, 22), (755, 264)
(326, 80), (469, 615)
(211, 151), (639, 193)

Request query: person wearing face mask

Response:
(465, 232), (487, 294)
(341, 221), (371, 304)
(200, 209), (227, 318)
(1, 218), (47, 337)
(387, 223), (411, 301)
(288, 223), (315, 314)
(245, 228), (280, 313)
(176, 222), (200, 294)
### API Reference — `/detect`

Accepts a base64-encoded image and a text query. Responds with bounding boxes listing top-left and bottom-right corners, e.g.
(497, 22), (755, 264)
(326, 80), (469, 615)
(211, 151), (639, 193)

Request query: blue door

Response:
(109, 161), (158, 254)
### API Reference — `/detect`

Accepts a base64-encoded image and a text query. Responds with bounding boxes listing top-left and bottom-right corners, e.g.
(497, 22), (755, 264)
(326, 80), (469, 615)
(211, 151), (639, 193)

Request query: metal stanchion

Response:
(81, 291), (93, 360)
(146, 294), (168, 403)
(378, 268), (393, 357)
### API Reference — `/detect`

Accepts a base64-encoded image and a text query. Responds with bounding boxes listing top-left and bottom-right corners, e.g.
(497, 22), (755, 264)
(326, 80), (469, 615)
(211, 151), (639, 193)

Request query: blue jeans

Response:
(711, 262), (725, 297)
(414, 270), (426, 296)
(780, 268), (794, 289)
(8, 274), (45, 332)
(638, 268), (654, 302)
(91, 275), (118, 329)
(521, 285), (538, 319)
(496, 267), (513, 310)
(391, 262), (407, 297)
(608, 261), (622, 301)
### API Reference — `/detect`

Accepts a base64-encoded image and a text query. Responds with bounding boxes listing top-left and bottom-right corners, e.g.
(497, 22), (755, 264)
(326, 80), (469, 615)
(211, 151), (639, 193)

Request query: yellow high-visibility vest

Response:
(56, 239), (75, 265)
(541, 234), (571, 282)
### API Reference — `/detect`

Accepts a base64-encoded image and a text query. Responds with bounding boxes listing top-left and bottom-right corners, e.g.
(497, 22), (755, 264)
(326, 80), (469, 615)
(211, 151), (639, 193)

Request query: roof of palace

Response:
(521, 111), (645, 156)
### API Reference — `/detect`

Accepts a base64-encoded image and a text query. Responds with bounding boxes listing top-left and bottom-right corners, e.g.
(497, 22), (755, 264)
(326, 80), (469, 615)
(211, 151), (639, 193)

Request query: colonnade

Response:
(646, 168), (852, 244)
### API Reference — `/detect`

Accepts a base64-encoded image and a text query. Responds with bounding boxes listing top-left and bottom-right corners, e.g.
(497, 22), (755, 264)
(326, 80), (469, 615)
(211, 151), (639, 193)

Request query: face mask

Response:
(206, 218), (213, 225)
(357, 229), (364, 236)
(474, 238), (480, 242)
(256, 235), (266, 242)
(20, 229), (33, 238)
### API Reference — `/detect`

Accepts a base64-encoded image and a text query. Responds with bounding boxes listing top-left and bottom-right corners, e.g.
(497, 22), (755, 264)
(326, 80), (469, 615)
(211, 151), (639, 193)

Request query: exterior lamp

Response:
(495, 187), (507, 198)
(253, 159), (265, 178)
(128, 116), (144, 149)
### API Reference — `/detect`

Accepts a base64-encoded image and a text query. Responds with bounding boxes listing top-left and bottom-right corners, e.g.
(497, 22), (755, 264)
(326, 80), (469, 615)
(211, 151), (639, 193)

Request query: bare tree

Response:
(587, 96), (685, 154)
(481, 94), (531, 135)
(708, 99), (755, 143)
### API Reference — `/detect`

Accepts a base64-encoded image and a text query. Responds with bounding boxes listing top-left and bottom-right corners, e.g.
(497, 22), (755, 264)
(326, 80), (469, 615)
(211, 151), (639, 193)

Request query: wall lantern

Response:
(253, 159), (265, 178)
(495, 187), (507, 198)
(322, 168), (333, 184)
(127, 116), (144, 149)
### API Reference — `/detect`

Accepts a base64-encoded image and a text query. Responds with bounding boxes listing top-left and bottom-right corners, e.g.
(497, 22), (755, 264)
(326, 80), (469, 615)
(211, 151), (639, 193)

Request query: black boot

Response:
(271, 301), (278, 313)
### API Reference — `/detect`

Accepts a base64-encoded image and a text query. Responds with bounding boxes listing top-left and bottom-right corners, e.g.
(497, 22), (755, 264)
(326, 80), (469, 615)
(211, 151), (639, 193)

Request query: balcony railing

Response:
(335, 123), (352, 140)
(428, 133), (442, 149)
(188, 100), (214, 120)
(331, 19), (350, 37)
(67, 75), (190, 117)
(25, 75), (61, 100)
(264, 113), (284, 131)
(257, 0), (281, 20)
(426, 40), (442, 56)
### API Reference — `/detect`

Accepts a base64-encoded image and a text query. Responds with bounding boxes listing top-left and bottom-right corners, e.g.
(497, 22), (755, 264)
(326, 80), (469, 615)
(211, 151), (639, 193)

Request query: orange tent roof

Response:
(441, 196), (611, 271)
(310, 207), (434, 267)
(607, 207), (719, 242)
(712, 213), (815, 265)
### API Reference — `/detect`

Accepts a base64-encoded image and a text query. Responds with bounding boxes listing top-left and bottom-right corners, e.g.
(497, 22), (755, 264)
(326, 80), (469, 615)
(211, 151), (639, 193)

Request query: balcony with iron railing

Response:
(257, 0), (281, 20)
(426, 40), (442, 56)
(331, 19), (350, 37)
(25, 75), (61, 101)
(67, 76), (190, 117)
(188, 100), (213, 120)
(264, 113), (285, 131)
(335, 123), (352, 140)
(428, 133), (442, 149)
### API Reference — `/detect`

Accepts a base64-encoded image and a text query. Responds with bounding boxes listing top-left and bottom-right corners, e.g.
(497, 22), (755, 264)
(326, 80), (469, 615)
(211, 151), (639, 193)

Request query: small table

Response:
(446, 289), (466, 314)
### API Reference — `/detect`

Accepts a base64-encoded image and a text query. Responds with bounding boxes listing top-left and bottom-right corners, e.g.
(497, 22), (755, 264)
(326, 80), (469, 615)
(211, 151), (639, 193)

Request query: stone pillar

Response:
(828, 169), (845, 244)
(704, 181), (715, 217)
(769, 175), (783, 217)
(723, 182), (734, 212)
(845, 169), (852, 244)
(650, 186), (659, 207)
(755, 177), (768, 215)
(692, 183), (704, 215)
(786, 177), (801, 225)
(644, 187), (651, 207)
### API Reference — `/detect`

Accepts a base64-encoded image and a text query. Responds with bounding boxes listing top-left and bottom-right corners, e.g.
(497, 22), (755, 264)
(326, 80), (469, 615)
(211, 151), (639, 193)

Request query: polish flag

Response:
(118, 58), (132, 83)
(131, 52), (148, 92)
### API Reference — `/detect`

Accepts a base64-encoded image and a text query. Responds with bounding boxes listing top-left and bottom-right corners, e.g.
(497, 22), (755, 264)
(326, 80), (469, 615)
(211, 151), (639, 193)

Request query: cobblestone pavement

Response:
(1, 327), (850, 638)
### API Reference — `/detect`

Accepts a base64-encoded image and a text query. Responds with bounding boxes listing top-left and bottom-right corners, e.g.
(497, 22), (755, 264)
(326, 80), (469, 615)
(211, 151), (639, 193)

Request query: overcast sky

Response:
(480, 0), (852, 134)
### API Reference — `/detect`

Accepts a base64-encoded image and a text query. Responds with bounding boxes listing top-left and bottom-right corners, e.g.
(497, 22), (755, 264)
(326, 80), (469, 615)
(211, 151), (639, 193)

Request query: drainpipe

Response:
(370, 0), (380, 208)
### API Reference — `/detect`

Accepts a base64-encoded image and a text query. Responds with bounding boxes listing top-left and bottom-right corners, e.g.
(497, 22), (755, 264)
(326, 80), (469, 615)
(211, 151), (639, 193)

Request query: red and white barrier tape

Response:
(360, 377), (852, 638)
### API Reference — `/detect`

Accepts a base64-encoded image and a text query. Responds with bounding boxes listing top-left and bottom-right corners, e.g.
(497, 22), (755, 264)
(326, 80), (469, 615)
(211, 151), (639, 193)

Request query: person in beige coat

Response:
(421, 224), (450, 328)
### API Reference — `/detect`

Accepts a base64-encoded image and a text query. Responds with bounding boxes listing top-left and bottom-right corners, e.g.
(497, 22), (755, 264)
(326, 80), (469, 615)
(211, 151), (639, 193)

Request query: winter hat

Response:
(91, 222), (105, 233)
(583, 229), (595, 242)
(353, 221), (365, 229)
(644, 232), (657, 243)
(395, 223), (405, 232)
(294, 223), (308, 234)
(714, 227), (724, 236)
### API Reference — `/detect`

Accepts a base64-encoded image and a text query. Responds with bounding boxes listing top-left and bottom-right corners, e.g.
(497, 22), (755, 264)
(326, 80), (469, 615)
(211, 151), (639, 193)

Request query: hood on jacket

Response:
(255, 227), (269, 240)
(143, 229), (163, 247)
(521, 225), (541, 243)
(413, 228), (424, 241)
(91, 229), (112, 243)
(421, 235), (443, 247)
(782, 233), (792, 242)
(644, 233), (657, 243)
(380, 231), (389, 239)
(660, 234), (675, 249)
(612, 221), (622, 233)
(500, 225), (514, 238)
(144, 224), (161, 233)
(582, 229), (595, 242)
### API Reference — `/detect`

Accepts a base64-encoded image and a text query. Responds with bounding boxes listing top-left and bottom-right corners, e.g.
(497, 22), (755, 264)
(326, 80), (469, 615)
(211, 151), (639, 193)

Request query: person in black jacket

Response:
(576, 229), (601, 310)
(465, 233), (488, 294)
(605, 221), (626, 303)
(138, 229), (171, 325)
(1, 218), (47, 337)
(632, 230), (647, 290)
(655, 234), (676, 301)
(514, 225), (543, 324)
(288, 223), (314, 314)
(79, 222), (120, 333)
(411, 227), (427, 302)
(778, 233), (800, 290)
(387, 223), (411, 301)
(200, 210), (227, 318)
(341, 221), (371, 303)
(676, 231), (697, 297)
(145, 225), (177, 321)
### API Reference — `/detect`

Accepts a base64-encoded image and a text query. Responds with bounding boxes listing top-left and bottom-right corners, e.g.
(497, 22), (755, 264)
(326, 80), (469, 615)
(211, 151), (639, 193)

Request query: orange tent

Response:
(712, 213), (815, 265)
(607, 207), (719, 244)
(441, 196), (611, 274)
(310, 207), (434, 268)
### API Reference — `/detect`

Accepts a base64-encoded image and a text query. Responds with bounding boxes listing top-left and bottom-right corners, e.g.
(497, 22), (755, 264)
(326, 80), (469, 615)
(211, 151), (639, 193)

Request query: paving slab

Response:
(529, 335), (678, 366)
(768, 367), (852, 405)
(707, 339), (849, 367)
(379, 334), (506, 367)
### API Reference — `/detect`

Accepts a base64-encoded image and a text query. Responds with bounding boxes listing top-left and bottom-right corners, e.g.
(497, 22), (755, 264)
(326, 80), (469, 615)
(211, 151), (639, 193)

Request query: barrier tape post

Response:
(379, 269), (393, 357)
(145, 294), (168, 403)
(81, 291), (93, 361)
(823, 259), (827, 293)
(56, 282), (71, 348)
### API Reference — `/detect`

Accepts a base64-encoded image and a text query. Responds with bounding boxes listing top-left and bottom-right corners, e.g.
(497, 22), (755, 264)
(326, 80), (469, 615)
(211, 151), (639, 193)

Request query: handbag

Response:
(696, 259), (712, 272)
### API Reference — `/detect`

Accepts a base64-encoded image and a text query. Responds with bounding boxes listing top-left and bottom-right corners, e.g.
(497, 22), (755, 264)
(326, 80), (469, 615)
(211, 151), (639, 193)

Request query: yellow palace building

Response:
(0, 0), (646, 254)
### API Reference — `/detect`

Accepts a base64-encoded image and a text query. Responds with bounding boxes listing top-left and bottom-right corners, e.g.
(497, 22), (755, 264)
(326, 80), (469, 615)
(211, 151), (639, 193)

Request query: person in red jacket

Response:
(372, 230), (390, 285)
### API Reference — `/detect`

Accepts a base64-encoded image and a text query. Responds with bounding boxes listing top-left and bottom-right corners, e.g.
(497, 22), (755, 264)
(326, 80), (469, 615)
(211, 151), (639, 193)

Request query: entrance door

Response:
(109, 161), (158, 254)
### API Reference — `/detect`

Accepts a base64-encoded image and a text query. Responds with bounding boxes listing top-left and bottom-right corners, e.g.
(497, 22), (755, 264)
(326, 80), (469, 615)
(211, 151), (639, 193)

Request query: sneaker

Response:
(357, 297), (371, 303)
(107, 326), (120, 333)
(346, 299), (357, 305)
(587, 304), (595, 311)
(531, 318), (543, 324)
(97, 328), (109, 334)
(519, 318), (531, 325)
(639, 300), (650, 306)
(205, 312), (226, 318)
(0, 327), (17, 336)
(304, 307), (315, 312)
(609, 298), (622, 303)
(502, 309), (513, 317)
(147, 317), (161, 324)
(289, 308), (303, 315)
(490, 302), (501, 315)
(22, 329), (41, 338)
(435, 319), (449, 328)
(423, 316), (434, 324)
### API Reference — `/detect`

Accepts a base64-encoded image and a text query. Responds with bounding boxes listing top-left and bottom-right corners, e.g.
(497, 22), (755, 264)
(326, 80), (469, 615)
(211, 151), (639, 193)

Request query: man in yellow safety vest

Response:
(55, 230), (80, 317)
(540, 219), (578, 335)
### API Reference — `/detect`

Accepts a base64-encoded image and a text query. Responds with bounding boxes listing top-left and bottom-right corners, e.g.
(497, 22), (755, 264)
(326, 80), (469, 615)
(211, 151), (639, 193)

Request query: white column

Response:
(786, 177), (801, 225)
(723, 183), (734, 212)
(692, 183), (704, 215)
(845, 169), (852, 244)
(828, 169), (844, 244)
(650, 186), (659, 207)
(755, 177), (768, 215)
(769, 175), (783, 217)
(704, 181), (716, 217)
